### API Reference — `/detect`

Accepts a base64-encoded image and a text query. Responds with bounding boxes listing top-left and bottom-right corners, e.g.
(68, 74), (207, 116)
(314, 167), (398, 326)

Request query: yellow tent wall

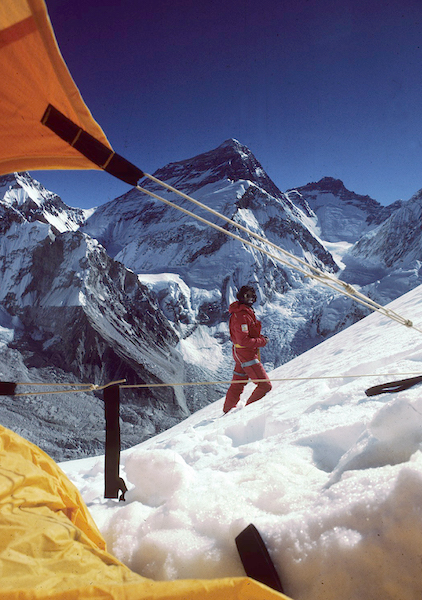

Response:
(0, 424), (292, 600)
(0, 0), (111, 175)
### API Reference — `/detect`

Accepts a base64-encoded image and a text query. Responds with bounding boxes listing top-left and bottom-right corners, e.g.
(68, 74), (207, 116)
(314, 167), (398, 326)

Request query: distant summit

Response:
(148, 138), (283, 198)
(347, 187), (422, 269)
(296, 176), (361, 195)
(0, 171), (87, 232)
(287, 177), (399, 243)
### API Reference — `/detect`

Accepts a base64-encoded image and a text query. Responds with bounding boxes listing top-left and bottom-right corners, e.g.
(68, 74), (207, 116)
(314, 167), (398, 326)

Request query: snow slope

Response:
(61, 284), (422, 600)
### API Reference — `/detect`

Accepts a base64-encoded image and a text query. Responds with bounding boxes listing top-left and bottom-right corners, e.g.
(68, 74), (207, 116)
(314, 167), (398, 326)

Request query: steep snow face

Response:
(0, 172), (89, 232)
(339, 191), (422, 299)
(288, 177), (400, 243)
(347, 190), (422, 268)
(0, 218), (52, 307)
(109, 181), (338, 290)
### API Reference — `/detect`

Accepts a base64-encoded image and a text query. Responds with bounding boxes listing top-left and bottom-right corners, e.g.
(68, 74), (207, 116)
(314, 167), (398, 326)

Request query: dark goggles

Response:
(243, 291), (257, 303)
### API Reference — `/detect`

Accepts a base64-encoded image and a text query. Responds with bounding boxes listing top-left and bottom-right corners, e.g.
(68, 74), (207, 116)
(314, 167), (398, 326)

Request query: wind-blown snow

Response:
(61, 284), (422, 600)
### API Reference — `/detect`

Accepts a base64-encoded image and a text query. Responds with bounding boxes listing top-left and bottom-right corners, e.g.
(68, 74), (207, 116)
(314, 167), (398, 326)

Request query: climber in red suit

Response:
(223, 285), (272, 413)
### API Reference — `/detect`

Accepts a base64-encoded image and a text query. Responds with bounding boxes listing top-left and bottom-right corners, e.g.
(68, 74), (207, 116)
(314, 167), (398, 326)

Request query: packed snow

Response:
(60, 284), (422, 600)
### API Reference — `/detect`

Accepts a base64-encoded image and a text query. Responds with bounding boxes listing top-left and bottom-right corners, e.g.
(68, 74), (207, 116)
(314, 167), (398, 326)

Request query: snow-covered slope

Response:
(62, 284), (422, 600)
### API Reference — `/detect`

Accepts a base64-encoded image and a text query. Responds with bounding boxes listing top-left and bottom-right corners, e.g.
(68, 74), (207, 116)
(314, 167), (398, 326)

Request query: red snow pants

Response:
(223, 346), (272, 413)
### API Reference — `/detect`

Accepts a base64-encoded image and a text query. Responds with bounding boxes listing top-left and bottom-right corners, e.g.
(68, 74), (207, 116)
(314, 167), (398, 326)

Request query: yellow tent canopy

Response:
(0, 0), (142, 185)
(0, 424), (291, 600)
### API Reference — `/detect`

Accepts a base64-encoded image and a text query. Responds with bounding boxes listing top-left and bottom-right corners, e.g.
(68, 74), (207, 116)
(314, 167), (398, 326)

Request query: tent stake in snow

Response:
(235, 523), (284, 594)
(104, 384), (127, 501)
(365, 374), (422, 396)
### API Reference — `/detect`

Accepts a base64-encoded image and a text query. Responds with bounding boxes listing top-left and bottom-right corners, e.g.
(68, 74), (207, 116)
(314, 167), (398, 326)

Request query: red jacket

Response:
(228, 301), (267, 352)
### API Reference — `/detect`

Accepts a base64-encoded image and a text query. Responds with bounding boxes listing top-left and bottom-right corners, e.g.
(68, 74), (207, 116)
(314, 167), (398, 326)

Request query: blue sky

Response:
(33, 0), (422, 209)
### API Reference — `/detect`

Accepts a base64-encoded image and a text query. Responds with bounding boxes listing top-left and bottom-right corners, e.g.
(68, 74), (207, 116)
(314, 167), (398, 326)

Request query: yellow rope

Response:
(15, 387), (94, 397)
(7, 373), (422, 397)
(137, 175), (422, 334)
(121, 372), (422, 389)
(13, 379), (126, 397)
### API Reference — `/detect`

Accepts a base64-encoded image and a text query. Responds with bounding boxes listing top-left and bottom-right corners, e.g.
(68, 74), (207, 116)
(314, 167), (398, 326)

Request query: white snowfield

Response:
(62, 284), (422, 600)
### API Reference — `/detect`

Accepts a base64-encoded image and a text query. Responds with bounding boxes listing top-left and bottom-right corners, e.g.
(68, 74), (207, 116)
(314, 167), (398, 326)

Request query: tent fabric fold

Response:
(0, 0), (112, 176)
(0, 425), (291, 599)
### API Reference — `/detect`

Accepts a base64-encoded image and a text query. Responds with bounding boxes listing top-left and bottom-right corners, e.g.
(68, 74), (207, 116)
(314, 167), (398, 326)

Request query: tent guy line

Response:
(3, 373), (422, 398)
(0, 378), (126, 397)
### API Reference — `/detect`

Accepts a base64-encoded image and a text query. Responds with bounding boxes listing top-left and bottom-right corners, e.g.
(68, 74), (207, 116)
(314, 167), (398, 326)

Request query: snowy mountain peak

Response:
(0, 172), (18, 194)
(292, 176), (378, 207)
(408, 187), (422, 203)
(146, 139), (283, 198)
(345, 187), (422, 271)
(0, 172), (89, 233)
(288, 177), (399, 243)
(1, 172), (57, 207)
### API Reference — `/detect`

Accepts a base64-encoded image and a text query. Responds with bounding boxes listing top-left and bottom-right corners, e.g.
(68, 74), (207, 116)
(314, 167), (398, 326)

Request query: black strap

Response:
(365, 375), (422, 397)
(235, 523), (284, 593)
(41, 104), (144, 186)
(104, 384), (127, 500)
(0, 382), (17, 395)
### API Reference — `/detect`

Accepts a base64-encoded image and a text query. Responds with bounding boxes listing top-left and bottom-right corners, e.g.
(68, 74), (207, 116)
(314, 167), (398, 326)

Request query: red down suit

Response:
(223, 301), (272, 413)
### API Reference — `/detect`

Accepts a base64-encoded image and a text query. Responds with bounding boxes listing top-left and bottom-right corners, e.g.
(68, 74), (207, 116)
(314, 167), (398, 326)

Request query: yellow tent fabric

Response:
(0, 0), (111, 175)
(0, 424), (292, 600)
